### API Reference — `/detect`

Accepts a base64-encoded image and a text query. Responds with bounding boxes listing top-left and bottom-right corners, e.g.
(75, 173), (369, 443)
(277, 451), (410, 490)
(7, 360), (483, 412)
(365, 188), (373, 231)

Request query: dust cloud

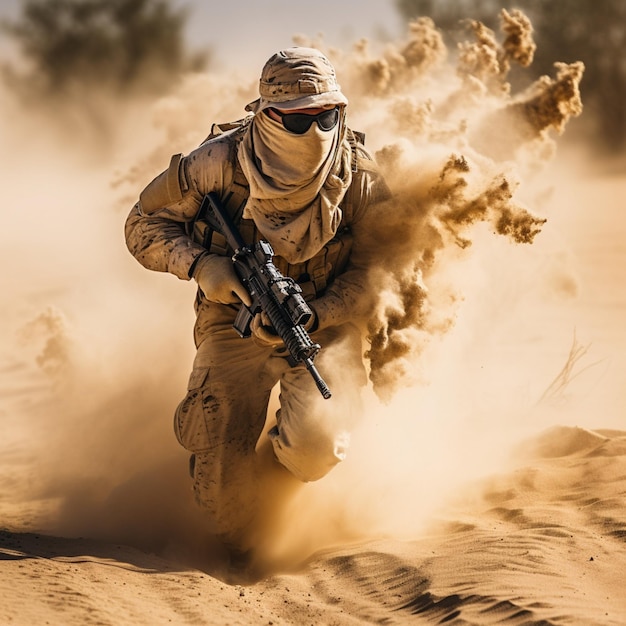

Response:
(3, 8), (614, 572)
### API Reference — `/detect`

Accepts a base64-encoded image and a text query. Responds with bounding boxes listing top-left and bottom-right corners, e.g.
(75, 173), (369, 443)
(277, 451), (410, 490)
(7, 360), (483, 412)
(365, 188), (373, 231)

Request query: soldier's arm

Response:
(124, 202), (206, 279)
(124, 141), (232, 280)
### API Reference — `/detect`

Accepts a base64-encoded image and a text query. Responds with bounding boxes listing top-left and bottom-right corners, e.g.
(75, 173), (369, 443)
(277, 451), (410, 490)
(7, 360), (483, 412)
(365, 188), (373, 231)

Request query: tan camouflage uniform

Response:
(124, 48), (390, 547)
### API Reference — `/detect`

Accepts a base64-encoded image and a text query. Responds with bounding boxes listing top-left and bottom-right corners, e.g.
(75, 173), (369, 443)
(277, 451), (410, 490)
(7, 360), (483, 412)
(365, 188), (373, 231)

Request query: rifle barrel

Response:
(305, 358), (332, 399)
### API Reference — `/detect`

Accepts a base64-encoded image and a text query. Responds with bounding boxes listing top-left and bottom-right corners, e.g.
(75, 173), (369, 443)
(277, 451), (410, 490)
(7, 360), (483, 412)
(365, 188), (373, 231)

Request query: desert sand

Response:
(2, 12), (626, 626)
(2, 423), (625, 624)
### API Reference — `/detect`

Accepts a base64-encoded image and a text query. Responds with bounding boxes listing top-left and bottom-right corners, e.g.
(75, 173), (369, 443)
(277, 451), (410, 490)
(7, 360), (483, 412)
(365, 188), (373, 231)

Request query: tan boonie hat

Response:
(245, 47), (348, 113)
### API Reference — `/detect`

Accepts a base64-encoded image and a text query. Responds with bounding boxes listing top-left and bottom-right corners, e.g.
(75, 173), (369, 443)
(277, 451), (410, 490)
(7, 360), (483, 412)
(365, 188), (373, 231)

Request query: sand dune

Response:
(2, 426), (625, 625)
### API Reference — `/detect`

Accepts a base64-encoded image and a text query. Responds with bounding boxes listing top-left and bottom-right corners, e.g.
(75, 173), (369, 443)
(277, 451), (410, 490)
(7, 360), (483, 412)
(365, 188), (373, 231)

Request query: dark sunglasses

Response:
(268, 107), (340, 135)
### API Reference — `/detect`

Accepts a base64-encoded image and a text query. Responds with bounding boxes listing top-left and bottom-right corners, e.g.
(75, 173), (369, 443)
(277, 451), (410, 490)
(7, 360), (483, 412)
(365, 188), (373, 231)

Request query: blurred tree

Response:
(1, 0), (208, 97)
(395, 0), (626, 153)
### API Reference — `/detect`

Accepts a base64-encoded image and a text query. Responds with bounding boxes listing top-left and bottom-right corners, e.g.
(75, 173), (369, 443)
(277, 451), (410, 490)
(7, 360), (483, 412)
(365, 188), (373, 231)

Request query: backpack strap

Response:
(200, 116), (253, 144)
(206, 160), (250, 254)
(347, 128), (365, 173)
(188, 121), (252, 254)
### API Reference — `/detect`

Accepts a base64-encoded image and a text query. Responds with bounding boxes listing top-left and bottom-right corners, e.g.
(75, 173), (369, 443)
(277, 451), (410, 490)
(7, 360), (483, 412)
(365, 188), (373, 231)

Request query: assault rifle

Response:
(201, 192), (332, 400)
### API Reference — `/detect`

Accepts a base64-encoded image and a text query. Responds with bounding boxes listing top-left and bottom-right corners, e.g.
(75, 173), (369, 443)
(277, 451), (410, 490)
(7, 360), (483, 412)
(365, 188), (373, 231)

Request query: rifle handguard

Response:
(202, 192), (332, 399)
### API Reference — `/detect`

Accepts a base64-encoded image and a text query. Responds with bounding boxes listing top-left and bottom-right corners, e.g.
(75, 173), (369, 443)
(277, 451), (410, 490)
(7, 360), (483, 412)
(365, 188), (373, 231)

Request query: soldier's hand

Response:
(193, 254), (252, 306)
(251, 312), (283, 347)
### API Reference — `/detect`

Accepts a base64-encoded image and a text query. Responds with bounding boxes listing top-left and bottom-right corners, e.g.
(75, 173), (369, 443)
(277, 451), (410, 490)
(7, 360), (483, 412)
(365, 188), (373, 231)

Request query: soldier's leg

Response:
(268, 323), (367, 482)
(174, 326), (277, 545)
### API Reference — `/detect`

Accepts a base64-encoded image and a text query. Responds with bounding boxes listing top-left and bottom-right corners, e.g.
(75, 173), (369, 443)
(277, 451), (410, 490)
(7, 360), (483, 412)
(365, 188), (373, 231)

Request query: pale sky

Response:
(172, 0), (403, 67)
(0, 0), (405, 69)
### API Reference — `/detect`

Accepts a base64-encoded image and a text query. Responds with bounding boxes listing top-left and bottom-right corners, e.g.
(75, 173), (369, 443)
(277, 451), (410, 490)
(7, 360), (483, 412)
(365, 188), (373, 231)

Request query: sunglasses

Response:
(269, 107), (340, 135)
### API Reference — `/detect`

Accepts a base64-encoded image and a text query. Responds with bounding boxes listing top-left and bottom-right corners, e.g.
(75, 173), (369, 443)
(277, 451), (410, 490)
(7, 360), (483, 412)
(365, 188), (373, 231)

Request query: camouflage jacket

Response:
(124, 121), (390, 337)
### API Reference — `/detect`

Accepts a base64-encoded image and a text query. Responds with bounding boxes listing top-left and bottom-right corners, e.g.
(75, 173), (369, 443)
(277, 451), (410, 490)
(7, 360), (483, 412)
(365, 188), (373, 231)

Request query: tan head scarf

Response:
(237, 110), (352, 264)
(237, 47), (353, 264)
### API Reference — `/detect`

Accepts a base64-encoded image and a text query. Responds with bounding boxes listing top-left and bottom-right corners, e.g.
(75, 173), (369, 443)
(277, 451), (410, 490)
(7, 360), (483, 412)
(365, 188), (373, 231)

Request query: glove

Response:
(193, 254), (251, 306)
(251, 313), (283, 347)
(251, 307), (317, 348)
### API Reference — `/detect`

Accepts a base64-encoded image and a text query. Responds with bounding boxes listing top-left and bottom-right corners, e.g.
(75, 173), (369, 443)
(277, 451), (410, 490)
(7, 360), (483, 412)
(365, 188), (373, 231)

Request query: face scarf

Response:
(237, 108), (352, 264)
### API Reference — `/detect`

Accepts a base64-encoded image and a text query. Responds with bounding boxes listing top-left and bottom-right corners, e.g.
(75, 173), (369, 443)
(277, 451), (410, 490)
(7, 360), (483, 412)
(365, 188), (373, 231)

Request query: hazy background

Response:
(0, 0), (404, 64)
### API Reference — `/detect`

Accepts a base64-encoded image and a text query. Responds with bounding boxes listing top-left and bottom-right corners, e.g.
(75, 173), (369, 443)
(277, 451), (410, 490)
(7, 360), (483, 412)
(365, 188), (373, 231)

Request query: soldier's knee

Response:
(268, 424), (349, 482)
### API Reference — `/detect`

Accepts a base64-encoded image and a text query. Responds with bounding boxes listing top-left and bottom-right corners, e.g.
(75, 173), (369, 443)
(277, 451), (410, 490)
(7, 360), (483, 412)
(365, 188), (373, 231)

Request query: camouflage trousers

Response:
(173, 303), (366, 544)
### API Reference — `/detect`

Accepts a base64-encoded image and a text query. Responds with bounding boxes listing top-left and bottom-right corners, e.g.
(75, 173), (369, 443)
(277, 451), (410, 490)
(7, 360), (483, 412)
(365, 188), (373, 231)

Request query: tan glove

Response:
(193, 254), (251, 306)
(251, 313), (283, 347)
(250, 307), (317, 347)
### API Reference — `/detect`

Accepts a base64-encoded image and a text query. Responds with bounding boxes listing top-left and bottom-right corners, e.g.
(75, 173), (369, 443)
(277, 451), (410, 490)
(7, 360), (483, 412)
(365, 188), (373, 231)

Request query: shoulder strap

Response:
(191, 121), (252, 254)
(200, 115), (253, 145)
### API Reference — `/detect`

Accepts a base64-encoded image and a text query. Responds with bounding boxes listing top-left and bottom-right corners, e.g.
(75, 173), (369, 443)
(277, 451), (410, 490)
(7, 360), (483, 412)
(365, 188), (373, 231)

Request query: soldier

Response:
(125, 47), (390, 558)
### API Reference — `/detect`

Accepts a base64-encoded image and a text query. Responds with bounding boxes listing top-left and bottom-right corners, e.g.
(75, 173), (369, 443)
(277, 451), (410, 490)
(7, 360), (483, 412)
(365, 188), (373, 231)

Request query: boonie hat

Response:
(246, 47), (348, 113)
